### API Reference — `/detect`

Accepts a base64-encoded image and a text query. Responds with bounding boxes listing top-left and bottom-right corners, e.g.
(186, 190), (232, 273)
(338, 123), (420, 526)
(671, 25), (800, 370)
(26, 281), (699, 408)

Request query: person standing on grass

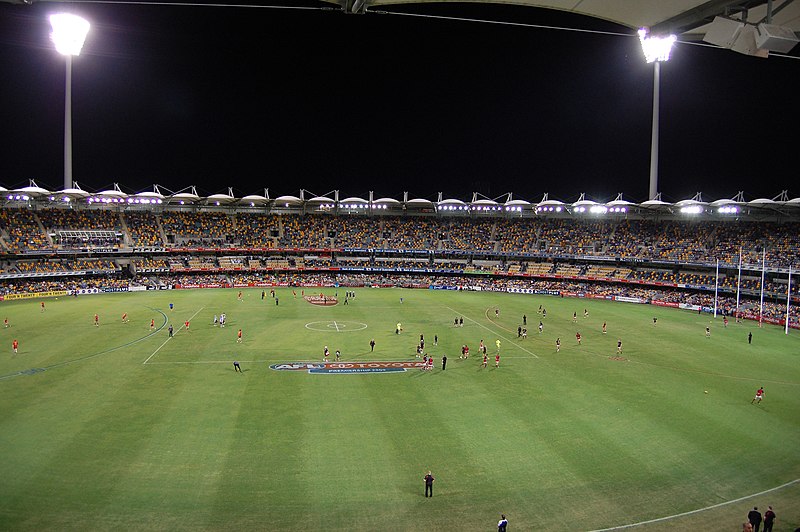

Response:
(441, 355), (447, 371)
(763, 506), (776, 532)
(498, 514), (508, 532)
(237, 329), (242, 343)
(369, 338), (375, 352)
(747, 507), (762, 532)
(233, 361), (241, 373)
(12, 339), (18, 355)
(556, 337), (561, 352)
(423, 471), (434, 497)
(748, 331), (752, 344)
(94, 314), (99, 327)
(168, 324), (173, 337)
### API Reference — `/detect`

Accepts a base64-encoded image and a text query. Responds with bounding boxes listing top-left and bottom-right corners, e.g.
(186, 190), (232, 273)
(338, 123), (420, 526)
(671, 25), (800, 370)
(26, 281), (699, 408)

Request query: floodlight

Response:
(638, 28), (676, 63)
(50, 14), (90, 56)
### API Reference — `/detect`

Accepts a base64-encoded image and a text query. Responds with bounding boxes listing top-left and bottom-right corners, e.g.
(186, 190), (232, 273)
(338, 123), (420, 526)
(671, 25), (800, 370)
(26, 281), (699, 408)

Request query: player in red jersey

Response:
(324, 346), (330, 362)
(184, 320), (190, 331)
(41, 301), (46, 312)
(576, 332), (582, 345)
(751, 387), (764, 404)
(482, 353), (488, 368)
(150, 318), (155, 330)
(12, 339), (18, 354)
(122, 313), (128, 323)
(3, 318), (8, 328)
(495, 354), (500, 368)
(94, 314), (99, 327)
(237, 329), (242, 343)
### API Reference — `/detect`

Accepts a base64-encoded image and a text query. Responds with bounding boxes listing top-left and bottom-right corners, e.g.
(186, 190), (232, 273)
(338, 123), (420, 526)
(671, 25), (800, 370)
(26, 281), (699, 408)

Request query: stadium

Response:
(1, 1), (799, 531)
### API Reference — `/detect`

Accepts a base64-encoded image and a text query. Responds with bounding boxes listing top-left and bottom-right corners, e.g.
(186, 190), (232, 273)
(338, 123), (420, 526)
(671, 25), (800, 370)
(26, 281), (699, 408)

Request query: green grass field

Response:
(0, 288), (798, 531)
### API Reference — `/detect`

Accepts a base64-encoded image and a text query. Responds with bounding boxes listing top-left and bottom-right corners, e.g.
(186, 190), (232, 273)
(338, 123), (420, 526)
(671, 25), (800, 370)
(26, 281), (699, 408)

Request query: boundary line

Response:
(143, 307), (205, 365)
(0, 306), (168, 382)
(443, 305), (539, 359)
(588, 478), (800, 531)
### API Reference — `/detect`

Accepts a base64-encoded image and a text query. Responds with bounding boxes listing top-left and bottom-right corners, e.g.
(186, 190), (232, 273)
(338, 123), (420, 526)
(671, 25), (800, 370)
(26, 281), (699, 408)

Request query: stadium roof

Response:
(4, 181), (800, 218)
(340, 0), (800, 43)
(5, 0), (797, 46)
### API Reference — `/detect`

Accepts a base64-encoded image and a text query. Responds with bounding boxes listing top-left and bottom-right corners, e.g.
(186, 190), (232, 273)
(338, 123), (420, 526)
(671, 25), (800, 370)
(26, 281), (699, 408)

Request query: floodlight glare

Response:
(638, 28), (676, 63)
(50, 14), (90, 56)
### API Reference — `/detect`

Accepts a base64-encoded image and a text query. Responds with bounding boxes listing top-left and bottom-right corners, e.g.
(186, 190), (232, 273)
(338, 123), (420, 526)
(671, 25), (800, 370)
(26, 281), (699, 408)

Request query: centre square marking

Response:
(304, 320), (367, 332)
(270, 361), (426, 374)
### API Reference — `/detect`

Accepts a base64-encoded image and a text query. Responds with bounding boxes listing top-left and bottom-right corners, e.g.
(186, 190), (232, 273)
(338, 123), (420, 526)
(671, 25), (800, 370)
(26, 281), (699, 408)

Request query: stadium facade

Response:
(0, 182), (797, 328)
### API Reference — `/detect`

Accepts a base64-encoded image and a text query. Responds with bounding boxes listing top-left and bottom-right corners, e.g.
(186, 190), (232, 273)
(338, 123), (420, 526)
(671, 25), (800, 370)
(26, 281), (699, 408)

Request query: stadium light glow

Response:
(680, 205), (703, 214)
(50, 13), (90, 192)
(50, 14), (90, 56)
(718, 206), (739, 214)
(638, 28), (676, 63)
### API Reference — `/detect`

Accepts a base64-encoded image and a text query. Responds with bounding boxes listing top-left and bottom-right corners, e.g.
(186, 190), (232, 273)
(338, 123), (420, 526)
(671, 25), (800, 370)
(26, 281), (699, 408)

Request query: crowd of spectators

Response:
(2, 208), (799, 268)
(0, 208), (50, 252)
(125, 211), (164, 247)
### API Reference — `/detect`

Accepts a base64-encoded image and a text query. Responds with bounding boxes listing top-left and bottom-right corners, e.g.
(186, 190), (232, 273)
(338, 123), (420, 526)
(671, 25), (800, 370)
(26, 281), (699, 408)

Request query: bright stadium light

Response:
(638, 28), (677, 63)
(50, 13), (90, 191)
(50, 14), (90, 56)
(639, 28), (676, 203)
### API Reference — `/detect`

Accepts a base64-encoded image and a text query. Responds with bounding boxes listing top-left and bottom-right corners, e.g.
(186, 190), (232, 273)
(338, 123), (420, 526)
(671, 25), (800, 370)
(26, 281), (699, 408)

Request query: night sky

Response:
(0, 1), (798, 203)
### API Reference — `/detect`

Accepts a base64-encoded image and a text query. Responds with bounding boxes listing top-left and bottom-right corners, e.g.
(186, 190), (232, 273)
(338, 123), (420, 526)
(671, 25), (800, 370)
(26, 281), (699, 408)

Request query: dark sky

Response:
(0, 1), (798, 203)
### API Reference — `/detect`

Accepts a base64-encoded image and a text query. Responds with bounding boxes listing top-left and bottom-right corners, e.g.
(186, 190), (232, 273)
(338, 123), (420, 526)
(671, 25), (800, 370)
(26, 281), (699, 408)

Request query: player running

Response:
(617, 340), (623, 354)
(495, 354), (500, 368)
(556, 338), (561, 352)
(576, 332), (582, 345)
(482, 353), (488, 368)
(150, 318), (155, 331)
(184, 320), (190, 332)
(237, 329), (242, 343)
(12, 339), (18, 355)
(751, 387), (764, 404)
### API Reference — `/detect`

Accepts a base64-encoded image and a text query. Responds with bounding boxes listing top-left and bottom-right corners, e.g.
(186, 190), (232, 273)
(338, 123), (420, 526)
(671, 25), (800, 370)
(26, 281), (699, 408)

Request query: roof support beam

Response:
(649, 0), (766, 35)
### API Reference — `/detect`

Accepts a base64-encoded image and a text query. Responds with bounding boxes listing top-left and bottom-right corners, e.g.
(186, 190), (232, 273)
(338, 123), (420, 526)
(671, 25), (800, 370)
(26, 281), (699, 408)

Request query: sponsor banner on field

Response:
(613, 296), (646, 304)
(3, 290), (69, 300)
(652, 300), (679, 308)
(270, 361), (425, 374)
(506, 288), (560, 296)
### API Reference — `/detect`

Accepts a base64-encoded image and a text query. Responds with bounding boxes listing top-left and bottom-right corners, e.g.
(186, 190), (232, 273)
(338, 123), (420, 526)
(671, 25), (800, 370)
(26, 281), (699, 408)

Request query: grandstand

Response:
(0, 191), (797, 327)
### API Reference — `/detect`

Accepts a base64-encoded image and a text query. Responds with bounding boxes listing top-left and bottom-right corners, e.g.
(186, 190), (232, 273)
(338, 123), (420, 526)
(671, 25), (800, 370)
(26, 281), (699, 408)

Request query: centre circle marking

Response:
(305, 321), (368, 332)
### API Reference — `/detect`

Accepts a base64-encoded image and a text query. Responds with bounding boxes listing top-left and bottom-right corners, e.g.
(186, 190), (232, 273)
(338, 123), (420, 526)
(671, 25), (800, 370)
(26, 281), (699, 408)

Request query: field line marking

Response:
(588, 478), (800, 531)
(333, 320), (341, 332)
(0, 307), (169, 382)
(443, 305), (539, 359)
(143, 306), (205, 365)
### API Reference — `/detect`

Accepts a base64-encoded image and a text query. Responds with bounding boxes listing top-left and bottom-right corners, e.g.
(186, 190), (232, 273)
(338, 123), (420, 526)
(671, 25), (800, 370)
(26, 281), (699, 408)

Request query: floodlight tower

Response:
(50, 13), (90, 191)
(639, 28), (676, 201)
